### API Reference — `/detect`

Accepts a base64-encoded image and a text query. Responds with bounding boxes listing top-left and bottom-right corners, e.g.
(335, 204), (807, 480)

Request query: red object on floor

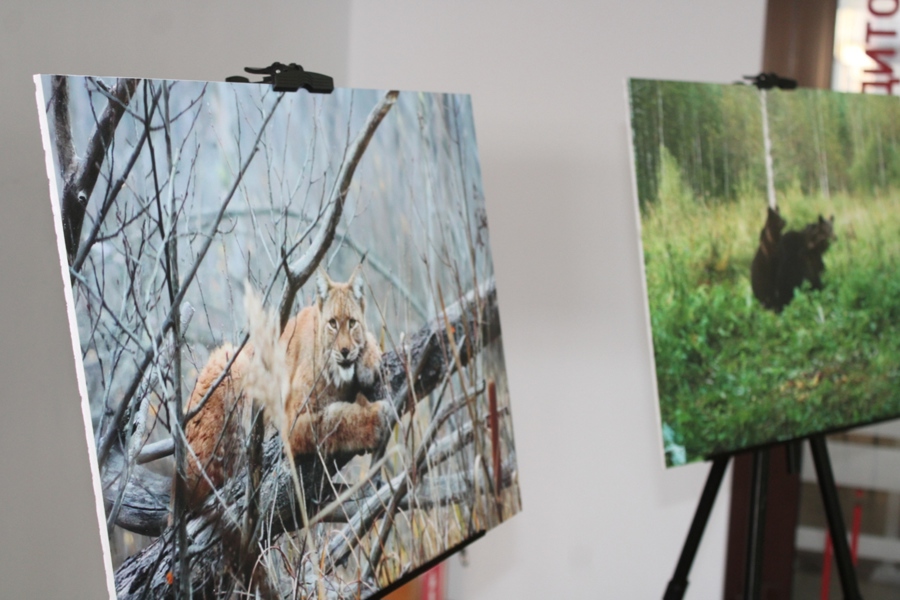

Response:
(385, 563), (445, 600)
(421, 563), (445, 600)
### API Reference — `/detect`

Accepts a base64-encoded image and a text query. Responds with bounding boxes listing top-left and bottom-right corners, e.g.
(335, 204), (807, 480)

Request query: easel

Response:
(663, 435), (861, 599)
(664, 73), (861, 600)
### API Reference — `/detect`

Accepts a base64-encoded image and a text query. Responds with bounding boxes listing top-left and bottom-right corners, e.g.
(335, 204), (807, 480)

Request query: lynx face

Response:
(316, 269), (368, 386)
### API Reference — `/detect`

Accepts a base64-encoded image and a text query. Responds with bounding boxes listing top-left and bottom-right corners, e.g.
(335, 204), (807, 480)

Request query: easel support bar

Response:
(808, 434), (862, 600)
(744, 449), (770, 600)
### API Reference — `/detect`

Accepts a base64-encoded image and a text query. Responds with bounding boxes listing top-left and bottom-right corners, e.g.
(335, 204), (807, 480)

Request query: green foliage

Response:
(631, 80), (900, 465)
(630, 79), (766, 209)
(643, 189), (900, 466)
(629, 80), (900, 209)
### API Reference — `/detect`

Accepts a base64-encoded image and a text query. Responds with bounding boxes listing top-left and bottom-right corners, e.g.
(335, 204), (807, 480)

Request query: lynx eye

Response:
(349, 319), (357, 329)
(328, 318), (338, 329)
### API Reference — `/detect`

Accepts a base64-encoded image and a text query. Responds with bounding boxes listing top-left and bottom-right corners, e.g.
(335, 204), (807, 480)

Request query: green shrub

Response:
(643, 189), (900, 466)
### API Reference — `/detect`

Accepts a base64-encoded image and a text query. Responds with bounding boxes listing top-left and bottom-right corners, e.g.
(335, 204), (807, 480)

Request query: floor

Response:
(793, 552), (900, 600)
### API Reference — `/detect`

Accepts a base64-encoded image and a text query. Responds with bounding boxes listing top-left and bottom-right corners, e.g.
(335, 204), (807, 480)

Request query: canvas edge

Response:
(623, 78), (670, 471)
(27, 70), (466, 100)
(33, 74), (117, 600)
(465, 92), (525, 512)
(28, 79), (518, 596)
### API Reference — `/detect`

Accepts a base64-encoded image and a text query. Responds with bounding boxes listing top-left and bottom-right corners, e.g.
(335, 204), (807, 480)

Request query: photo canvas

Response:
(628, 78), (900, 467)
(35, 74), (520, 599)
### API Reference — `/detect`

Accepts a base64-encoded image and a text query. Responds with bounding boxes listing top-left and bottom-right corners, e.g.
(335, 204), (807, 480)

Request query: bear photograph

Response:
(629, 79), (900, 467)
(36, 75), (520, 599)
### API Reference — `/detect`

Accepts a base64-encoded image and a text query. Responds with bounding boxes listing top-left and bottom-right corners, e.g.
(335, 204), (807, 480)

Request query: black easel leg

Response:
(808, 434), (862, 600)
(786, 440), (802, 475)
(744, 448), (770, 600)
(664, 456), (729, 600)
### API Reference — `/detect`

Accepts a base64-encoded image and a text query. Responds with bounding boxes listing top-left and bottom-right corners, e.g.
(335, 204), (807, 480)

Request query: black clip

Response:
(744, 72), (798, 91)
(226, 62), (334, 94)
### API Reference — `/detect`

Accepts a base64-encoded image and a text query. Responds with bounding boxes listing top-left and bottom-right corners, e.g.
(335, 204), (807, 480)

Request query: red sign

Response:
(420, 564), (445, 600)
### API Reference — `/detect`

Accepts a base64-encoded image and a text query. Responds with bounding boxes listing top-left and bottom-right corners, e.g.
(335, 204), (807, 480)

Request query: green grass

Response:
(644, 153), (900, 466)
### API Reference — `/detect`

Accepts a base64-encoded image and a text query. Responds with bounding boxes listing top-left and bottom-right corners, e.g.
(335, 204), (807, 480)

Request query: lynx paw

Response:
(373, 399), (394, 445)
(355, 347), (381, 386)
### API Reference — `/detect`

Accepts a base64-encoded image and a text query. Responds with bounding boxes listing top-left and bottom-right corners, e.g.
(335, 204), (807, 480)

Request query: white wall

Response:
(344, 2), (765, 598)
(0, 1), (766, 597)
(0, 3), (350, 597)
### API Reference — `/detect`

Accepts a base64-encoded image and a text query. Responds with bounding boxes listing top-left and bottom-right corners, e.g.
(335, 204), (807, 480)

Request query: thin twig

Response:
(59, 78), (140, 264)
(279, 90), (399, 331)
(95, 92), (286, 467)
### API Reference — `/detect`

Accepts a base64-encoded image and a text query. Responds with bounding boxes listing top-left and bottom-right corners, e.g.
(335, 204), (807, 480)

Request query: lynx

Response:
(181, 268), (391, 510)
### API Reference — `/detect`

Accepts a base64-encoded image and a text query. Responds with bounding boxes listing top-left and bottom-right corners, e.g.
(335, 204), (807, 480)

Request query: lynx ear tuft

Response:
(350, 268), (365, 302)
(348, 267), (366, 313)
(315, 269), (332, 306)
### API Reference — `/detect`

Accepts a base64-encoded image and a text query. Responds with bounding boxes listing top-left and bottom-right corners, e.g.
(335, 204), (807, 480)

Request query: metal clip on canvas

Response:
(227, 61), (335, 93)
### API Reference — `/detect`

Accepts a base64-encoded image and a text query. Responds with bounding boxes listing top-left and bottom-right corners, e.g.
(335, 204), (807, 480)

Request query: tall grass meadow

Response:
(642, 146), (900, 466)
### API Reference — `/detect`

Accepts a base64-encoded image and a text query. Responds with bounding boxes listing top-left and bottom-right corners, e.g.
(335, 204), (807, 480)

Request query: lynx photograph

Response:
(36, 75), (520, 599)
(629, 79), (900, 467)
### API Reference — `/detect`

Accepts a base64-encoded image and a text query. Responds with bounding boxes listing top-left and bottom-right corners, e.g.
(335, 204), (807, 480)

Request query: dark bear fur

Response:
(773, 215), (835, 311)
(750, 206), (786, 310)
(750, 208), (835, 313)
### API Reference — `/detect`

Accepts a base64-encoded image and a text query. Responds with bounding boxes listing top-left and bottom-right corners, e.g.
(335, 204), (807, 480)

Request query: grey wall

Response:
(0, 3), (350, 597)
(0, 2), (766, 597)
(345, 2), (765, 598)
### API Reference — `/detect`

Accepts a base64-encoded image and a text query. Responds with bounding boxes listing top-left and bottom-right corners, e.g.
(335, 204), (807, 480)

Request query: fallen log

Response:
(112, 279), (500, 598)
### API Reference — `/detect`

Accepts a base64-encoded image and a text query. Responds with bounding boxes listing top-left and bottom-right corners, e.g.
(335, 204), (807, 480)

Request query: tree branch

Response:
(58, 78), (140, 265)
(71, 85), (163, 273)
(101, 447), (170, 536)
(278, 90), (399, 331)
(50, 76), (76, 182)
(94, 93), (285, 468)
(112, 278), (499, 598)
(359, 383), (482, 580)
(335, 228), (429, 320)
(317, 459), (516, 524)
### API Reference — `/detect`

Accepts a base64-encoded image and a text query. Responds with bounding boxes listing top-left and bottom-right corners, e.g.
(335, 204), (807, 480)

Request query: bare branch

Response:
(347, 382), (485, 576)
(59, 78), (140, 265)
(317, 459), (516, 523)
(101, 446), (169, 536)
(111, 279), (500, 597)
(382, 278), (500, 399)
(71, 86), (163, 273)
(136, 438), (175, 464)
(278, 90), (399, 331)
(338, 229), (428, 320)
(50, 76), (76, 180)
(95, 92), (286, 467)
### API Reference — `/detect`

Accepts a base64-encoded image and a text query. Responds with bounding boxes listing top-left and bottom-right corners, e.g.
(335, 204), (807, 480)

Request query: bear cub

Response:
(750, 206), (786, 310)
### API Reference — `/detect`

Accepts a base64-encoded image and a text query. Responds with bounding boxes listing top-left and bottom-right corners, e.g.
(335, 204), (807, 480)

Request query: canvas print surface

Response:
(35, 75), (520, 599)
(629, 79), (900, 467)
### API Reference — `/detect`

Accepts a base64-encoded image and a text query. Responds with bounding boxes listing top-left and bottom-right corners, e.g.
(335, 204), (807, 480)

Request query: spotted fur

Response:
(280, 268), (388, 457)
(181, 267), (389, 511)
